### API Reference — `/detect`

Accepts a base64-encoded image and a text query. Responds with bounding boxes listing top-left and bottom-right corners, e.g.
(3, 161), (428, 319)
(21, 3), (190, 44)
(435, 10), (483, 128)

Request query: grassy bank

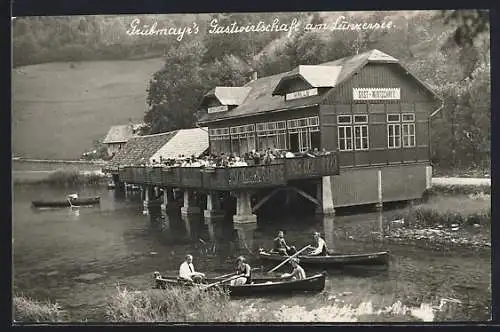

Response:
(13, 169), (108, 187)
(424, 184), (491, 197)
(105, 286), (243, 322)
(13, 295), (66, 323)
(385, 195), (491, 250)
(402, 195), (490, 228)
(13, 289), (470, 323)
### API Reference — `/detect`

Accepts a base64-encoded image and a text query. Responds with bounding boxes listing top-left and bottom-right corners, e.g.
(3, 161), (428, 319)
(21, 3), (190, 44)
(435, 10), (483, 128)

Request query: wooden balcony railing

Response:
(118, 152), (339, 190)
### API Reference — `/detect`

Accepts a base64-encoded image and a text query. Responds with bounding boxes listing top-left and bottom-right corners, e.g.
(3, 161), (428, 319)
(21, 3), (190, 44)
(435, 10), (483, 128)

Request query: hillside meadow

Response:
(12, 57), (164, 160)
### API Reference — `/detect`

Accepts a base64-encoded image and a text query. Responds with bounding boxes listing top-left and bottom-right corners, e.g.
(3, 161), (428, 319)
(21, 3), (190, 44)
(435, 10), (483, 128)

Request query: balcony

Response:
(118, 152), (339, 190)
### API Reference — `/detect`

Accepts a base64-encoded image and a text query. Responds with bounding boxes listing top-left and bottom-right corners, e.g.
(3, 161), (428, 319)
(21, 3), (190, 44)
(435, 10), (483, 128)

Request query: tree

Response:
(144, 40), (208, 134)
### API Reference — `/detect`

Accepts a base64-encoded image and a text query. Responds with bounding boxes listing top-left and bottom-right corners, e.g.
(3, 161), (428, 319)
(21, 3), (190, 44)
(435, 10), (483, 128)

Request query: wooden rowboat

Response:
(154, 273), (326, 297)
(258, 249), (389, 267)
(32, 196), (101, 208)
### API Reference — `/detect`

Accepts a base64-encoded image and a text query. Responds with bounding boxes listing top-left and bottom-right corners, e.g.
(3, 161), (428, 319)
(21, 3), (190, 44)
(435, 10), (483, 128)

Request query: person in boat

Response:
(273, 231), (296, 256)
(280, 258), (306, 280)
(309, 231), (328, 256)
(67, 193), (79, 200)
(179, 254), (206, 283)
(231, 256), (252, 286)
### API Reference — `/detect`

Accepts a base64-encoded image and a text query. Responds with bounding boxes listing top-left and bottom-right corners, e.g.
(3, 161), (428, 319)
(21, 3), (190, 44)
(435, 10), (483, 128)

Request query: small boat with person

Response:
(153, 253), (325, 297)
(259, 230), (389, 267)
(258, 249), (390, 267)
(31, 194), (101, 208)
(153, 272), (326, 297)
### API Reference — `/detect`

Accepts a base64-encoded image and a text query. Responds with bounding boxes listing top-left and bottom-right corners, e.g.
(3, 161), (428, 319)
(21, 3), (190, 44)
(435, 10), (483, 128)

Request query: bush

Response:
(13, 295), (66, 323)
(396, 196), (490, 228)
(105, 286), (242, 322)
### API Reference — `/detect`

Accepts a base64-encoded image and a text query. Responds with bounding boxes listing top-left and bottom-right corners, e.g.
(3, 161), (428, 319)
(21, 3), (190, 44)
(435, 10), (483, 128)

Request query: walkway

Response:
(432, 177), (491, 186)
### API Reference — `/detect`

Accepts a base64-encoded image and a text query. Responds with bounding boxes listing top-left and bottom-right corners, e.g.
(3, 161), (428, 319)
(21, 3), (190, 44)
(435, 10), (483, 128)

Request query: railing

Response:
(118, 152), (339, 190)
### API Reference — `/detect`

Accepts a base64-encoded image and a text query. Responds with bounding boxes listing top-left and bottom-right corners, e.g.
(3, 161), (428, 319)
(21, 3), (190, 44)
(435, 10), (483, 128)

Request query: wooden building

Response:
(102, 122), (144, 157)
(198, 49), (442, 213)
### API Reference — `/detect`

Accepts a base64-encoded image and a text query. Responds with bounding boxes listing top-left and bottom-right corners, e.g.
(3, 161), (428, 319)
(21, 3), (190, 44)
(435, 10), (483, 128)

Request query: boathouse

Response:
(197, 49), (442, 214)
(110, 49), (442, 225)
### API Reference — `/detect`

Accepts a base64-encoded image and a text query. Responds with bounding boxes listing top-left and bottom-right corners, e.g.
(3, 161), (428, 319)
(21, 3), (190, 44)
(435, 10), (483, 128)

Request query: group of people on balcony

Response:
(144, 147), (331, 169)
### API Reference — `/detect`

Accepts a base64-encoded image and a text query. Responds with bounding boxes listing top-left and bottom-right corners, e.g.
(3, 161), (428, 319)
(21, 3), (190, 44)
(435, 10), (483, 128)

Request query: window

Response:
(387, 123), (401, 148)
(230, 125), (256, 154)
(353, 115), (369, 150)
(337, 115), (369, 151)
(287, 116), (320, 152)
(402, 113), (416, 147)
(387, 113), (415, 148)
(338, 126), (353, 151)
(209, 128), (230, 154)
(256, 121), (287, 150)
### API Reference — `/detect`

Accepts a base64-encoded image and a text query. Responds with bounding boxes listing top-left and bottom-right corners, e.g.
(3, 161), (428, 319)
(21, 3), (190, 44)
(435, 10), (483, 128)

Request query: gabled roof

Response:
(103, 125), (136, 144)
(150, 127), (209, 161)
(199, 49), (437, 124)
(106, 131), (177, 170)
(272, 65), (342, 95)
(200, 87), (252, 107)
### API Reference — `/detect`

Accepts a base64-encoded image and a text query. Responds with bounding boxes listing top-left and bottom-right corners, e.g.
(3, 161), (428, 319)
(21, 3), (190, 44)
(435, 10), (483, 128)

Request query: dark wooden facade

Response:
(202, 62), (439, 170)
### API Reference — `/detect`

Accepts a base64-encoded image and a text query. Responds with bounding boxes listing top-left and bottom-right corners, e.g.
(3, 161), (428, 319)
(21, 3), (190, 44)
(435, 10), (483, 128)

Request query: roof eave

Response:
(197, 103), (320, 125)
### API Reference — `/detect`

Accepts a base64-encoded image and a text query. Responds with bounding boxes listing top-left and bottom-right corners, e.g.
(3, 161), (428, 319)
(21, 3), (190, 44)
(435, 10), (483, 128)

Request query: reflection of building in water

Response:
(321, 214), (335, 253)
(377, 209), (384, 236)
(233, 222), (257, 253)
(206, 219), (216, 242)
(181, 214), (203, 241)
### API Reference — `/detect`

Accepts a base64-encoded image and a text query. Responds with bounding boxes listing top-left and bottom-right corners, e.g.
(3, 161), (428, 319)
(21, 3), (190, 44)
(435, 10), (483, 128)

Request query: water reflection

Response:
(321, 215), (335, 252)
(12, 186), (491, 322)
(206, 219), (216, 242)
(68, 207), (80, 219)
(233, 222), (258, 254)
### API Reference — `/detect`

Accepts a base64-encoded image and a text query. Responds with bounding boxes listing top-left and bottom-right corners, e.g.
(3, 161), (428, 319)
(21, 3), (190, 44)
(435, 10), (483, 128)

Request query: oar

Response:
(201, 274), (244, 290)
(67, 198), (79, 208)
(267, 245), (312, 274)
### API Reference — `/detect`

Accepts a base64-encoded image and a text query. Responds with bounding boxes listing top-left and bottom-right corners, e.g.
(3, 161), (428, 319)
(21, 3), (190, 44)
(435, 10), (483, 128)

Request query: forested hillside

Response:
(12, 10), (490, 173)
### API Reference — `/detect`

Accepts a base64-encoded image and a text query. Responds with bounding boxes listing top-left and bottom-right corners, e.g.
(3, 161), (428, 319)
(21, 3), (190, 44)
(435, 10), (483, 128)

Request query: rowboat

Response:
(31, 196), (101, 208)
(153, 273), (326, 297)
(258, 249), (389, 267)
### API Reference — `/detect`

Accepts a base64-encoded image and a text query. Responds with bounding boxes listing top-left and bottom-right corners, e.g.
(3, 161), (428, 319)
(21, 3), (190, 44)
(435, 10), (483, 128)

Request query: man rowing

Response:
(179, 254), (206, 283)
(272, 230), (297, 256)
(230, 256), (252, 286)
(309, 231), (328, 256)
(280, 257), (306, 280)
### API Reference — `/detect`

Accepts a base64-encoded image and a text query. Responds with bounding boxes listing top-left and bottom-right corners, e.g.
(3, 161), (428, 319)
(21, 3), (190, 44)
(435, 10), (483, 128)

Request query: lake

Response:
(12, 185), (491, 322)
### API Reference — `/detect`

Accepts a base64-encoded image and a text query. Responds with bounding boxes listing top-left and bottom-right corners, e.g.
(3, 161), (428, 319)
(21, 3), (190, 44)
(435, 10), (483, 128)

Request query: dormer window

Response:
(200, 87), (251, 114)
(272, 65), (342, 98)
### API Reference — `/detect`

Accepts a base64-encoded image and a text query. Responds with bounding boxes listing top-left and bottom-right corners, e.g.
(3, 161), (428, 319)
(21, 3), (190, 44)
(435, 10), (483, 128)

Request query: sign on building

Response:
(285, 88), (318, 101)
(353, 88), (401, 100)
(208, 105), (229, 114)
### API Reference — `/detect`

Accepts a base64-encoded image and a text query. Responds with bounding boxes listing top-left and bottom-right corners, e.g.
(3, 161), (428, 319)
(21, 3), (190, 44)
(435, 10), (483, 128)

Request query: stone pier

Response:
(204, 192), (225, 222)
(315, 176), (335, 215)
(181, 189), (200, 216)
(375, 169), (383, 210)
(233, 191), (257, 224)
(161, 187), (175, 212)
